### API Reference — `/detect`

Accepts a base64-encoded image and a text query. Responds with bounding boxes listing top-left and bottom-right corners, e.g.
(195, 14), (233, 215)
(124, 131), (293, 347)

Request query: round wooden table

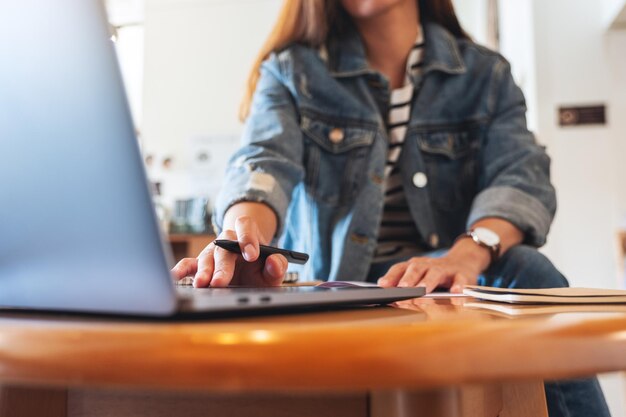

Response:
(1, 297), (626, 417)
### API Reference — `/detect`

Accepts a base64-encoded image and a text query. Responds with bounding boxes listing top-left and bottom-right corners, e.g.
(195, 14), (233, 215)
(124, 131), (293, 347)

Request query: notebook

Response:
(464, 301), (626, 317)
(0, 0), (424, 317)
(463, 285), (626, 304)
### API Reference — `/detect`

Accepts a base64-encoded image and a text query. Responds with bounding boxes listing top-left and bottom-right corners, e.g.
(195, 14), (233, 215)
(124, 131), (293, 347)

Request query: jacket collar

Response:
(326, 21), (466, 79)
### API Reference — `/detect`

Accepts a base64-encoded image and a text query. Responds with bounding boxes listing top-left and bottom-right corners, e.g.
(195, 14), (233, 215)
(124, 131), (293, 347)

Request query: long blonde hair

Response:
(239, 0), (468, 121)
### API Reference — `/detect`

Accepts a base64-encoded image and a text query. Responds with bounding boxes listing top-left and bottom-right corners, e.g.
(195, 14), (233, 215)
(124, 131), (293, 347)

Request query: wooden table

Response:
(2, 297), (626, 417)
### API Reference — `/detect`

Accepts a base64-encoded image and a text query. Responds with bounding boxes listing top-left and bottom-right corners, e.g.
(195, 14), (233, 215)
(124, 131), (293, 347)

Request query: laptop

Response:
(0, 0), (424, 317)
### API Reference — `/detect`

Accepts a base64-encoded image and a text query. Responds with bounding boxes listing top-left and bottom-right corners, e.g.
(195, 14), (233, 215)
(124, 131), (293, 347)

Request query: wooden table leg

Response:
(370, 381), (547, 417)
(0, 386), (67, 417)
(500, 381), (548, 417)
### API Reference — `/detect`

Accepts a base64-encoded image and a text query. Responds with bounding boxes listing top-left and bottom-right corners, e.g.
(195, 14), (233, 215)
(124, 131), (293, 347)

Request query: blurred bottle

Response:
(170, 198), (212, 234)
(151, 181), (171, 234)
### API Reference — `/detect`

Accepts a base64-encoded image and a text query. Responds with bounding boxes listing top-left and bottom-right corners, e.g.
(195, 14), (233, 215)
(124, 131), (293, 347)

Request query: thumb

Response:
(262, 254), (288, 286)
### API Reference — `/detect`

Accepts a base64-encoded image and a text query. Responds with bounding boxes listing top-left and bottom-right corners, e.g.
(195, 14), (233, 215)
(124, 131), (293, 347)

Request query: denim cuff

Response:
(467, 186), (553, 246)
(213, 168), (289, 239)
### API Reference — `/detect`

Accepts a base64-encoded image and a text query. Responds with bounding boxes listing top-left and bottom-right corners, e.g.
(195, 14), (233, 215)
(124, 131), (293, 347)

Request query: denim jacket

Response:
(214, 22), (556, 282)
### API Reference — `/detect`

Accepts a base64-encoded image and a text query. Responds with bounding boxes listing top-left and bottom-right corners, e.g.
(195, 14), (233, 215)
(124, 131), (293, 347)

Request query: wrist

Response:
(457, 227), (501, 263)
(447, 238), (492, 274)
(223, 202), (277, 245)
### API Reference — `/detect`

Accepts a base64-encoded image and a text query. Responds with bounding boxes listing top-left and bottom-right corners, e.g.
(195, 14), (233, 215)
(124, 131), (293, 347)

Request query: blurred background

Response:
(105, 0), (626, 412)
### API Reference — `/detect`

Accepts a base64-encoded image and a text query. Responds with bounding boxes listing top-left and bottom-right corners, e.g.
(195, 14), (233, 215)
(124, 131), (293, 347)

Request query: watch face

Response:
(473, 227), (500, 246)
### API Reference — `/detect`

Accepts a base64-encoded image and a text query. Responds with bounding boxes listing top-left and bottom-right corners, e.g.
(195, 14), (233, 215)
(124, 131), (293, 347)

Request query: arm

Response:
(444, 217), (523, 290)
(467, 59), (556, 247)
(172, 53), (302, 287)
(444, 58), (555, 283)
(380, 58), (554, 292)
(213, 53), (304, 240)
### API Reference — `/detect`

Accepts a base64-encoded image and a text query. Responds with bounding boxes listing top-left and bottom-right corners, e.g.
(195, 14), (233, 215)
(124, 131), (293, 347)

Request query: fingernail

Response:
(243, 244), (257, 261)
(212, 271), (225, 285)
(451, 285), (461, 293)
(266, 261), (277, 277)
(193, 273), (207, 287)
(398, 281), (410, 288)
(266, 261), (282, 278)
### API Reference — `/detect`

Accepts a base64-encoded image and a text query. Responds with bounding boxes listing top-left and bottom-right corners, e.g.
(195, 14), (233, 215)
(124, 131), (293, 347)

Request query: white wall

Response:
(452, 0), (489, 46)
(106, 0), (145, 131)
(530, 0), (626, 290)
(115, 26), (145, 128)
(142, 0), (281, 203)
(498, 0), (538, 131)
(525, 1), (626, 415)
(605, 0), (626, 27)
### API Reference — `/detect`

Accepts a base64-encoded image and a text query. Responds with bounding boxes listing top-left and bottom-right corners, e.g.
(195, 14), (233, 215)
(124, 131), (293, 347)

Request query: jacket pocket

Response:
(301, 116), (376, 206)
(417, 128), (480, 212)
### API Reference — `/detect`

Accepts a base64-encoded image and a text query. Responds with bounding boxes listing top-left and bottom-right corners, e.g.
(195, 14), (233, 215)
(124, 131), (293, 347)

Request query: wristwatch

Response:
(458, 227), (501, 264)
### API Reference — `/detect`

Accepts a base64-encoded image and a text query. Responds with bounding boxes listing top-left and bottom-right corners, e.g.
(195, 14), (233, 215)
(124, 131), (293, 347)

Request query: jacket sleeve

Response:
(213, 54), (303, 237)
(467, 59), (556, 247)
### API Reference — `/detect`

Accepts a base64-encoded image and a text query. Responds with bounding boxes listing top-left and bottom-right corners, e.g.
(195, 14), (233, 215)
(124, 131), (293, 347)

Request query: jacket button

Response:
(429, 233), (440, 248)
(412, 172), (428, 188)
(329, 128), (345, 143)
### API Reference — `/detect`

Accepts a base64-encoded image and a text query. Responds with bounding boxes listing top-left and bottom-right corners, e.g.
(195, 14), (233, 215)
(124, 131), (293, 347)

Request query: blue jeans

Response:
(367, 245), (611, 417)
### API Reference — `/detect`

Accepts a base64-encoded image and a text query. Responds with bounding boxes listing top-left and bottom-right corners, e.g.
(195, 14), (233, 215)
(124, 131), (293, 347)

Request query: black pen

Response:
(213, 239), (309, 265)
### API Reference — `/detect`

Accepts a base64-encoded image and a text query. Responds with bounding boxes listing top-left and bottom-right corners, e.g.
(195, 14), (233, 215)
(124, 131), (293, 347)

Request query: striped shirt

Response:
(373, 32), (425, 263)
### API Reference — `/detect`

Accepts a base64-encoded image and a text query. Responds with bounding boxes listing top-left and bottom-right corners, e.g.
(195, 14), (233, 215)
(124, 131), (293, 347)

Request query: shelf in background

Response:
(168, 234), (215, 262)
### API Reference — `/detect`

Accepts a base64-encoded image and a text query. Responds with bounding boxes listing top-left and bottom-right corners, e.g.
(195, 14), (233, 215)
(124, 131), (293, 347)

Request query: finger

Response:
(378, 262), (408, 287)
(194, 243), (216, 288)
(210, 229), (239, 287)
(450, 273), (468, 293)
(397, 262), (427, 287)
(235, 215), (260, 262)
(418, 269), (447, 293)
(262, 254), (288, 286)
(171, 258), (198, 280)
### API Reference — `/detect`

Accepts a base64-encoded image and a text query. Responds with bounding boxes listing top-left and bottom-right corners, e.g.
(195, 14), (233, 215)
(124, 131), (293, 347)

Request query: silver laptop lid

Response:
(0, 0), (178, 315)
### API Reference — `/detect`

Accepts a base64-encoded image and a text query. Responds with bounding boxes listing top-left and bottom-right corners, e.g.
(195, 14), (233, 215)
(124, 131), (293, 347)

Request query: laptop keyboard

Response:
(175, 277), (194, 286)
(174, 272), (300, 287)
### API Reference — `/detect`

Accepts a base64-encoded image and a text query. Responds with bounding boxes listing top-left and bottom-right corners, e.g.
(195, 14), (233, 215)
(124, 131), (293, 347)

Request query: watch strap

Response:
(456, 230), (501, 264)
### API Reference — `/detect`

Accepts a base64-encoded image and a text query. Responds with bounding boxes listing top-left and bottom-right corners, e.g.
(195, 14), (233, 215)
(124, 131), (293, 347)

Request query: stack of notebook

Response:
(463, 285), (626, 304)
(463, 285), (626, 316)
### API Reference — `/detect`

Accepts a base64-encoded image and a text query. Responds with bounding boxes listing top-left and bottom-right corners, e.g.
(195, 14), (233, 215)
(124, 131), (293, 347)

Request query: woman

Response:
(172, 1), (609, 415)
(172, 0), (557, 292)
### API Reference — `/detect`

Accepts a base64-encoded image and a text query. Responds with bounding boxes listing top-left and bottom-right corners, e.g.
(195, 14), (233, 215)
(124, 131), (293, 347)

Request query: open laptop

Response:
(0, 0), (424, 317)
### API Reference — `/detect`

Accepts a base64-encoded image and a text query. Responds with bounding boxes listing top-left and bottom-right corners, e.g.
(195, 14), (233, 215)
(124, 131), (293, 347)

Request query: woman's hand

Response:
(378, 219), (525, 293)
(170, 215), (287, 288)
(377, 238), (491, 293)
